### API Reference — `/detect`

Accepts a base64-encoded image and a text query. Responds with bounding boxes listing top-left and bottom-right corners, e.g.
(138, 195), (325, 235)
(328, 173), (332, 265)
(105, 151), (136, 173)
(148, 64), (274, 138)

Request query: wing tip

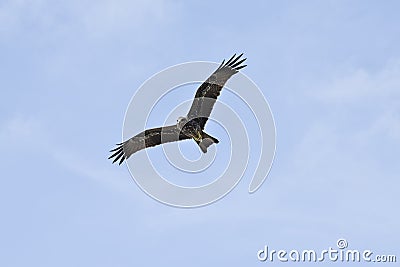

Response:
(109, 142), (126, 165)
(222, 53), (247, 71)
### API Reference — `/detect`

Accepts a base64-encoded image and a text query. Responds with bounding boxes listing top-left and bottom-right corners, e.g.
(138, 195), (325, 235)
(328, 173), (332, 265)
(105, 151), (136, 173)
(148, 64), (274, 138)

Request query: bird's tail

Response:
(197, 132), (219, 153)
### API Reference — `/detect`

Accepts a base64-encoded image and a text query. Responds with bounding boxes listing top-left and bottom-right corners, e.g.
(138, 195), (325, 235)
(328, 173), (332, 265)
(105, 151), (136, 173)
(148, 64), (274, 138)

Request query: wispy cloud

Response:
(0, 0), (181, 39)
(275, 61), (400, 239)
(314, 61), (400, 142)
(80, 0), (178, 37)
(0, 0), (56, 36)
(51, 146), (133, 195)
(0, 115), (45, 146)
(315, 61), (400, 102)
(364, 108), (400, 142)
(0, 115), (131, 195)
(289, 60), (400, 191)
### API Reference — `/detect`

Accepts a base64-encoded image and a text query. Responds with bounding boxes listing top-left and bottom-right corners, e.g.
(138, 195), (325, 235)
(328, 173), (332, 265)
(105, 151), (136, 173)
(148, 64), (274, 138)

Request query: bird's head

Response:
(176, 116), (188, 130)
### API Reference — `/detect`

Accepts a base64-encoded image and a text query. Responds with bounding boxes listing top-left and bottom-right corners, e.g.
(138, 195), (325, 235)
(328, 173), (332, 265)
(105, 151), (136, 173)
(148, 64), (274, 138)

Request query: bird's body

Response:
(109, 53), (247, 165)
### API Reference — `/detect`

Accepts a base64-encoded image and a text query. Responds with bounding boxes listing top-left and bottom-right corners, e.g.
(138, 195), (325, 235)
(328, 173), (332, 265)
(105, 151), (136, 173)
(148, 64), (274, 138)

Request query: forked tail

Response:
(196, 132), (219, 153)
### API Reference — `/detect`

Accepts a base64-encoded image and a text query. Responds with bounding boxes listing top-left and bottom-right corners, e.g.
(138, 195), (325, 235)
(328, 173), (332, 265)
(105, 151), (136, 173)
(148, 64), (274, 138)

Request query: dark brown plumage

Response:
(109, 54), (247, 165)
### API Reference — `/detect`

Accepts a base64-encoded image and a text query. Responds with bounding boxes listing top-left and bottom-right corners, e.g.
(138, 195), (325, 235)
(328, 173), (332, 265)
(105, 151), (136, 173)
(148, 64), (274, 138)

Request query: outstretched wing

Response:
(186, 53), (247, 129)
(108, 125), (190, 165)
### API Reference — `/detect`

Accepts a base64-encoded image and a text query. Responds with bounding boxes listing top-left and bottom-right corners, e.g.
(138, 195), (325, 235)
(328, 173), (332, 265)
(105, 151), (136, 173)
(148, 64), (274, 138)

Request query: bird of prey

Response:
(109, 53), (247, 165)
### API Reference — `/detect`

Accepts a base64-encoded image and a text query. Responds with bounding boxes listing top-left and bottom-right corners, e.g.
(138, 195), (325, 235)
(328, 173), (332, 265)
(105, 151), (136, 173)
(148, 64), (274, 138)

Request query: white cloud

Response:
(277, 62), (400, 235)
(0, 0), (54, 35)
(0, 115), (131, 195)
(0, 115), (43, 145)
(308, 61), (400, 142)
(289, 60), (400, 181)
(368, 109), (400, 141)
(51, 146), (133, 195)
(0, 0), (180, 38)
(80, 0), (175, 37)
(315, 61), (400, 102)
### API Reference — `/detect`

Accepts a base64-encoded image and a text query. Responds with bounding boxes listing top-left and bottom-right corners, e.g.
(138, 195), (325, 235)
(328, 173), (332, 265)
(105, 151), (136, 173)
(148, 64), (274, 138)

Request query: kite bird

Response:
(109, 53), (247, 165)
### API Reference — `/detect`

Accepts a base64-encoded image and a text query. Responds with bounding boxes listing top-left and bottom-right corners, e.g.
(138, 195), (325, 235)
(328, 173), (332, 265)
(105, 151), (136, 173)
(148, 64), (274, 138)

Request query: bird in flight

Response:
(109, 53), (247, 165)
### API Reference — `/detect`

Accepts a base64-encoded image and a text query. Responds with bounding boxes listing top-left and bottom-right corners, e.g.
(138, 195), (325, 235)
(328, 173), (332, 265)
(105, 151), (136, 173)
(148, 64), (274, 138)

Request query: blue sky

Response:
(1, 0), (399, 266)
